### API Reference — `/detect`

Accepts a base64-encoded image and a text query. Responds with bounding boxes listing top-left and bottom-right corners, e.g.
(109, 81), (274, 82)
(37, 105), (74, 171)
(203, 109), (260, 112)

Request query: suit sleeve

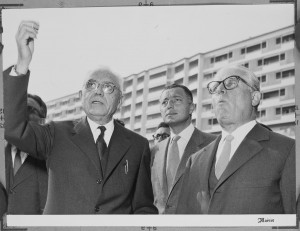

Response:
(280, 141), (296, 214)
(4, 66), (53, 160)
(132, 139), (158, 214)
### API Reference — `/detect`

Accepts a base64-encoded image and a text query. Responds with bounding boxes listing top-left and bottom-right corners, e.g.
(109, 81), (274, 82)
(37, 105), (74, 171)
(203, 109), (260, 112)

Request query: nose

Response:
(215, 84), (226, 95)
(166, 99), (175, 108)
(95, 84), (104, 95)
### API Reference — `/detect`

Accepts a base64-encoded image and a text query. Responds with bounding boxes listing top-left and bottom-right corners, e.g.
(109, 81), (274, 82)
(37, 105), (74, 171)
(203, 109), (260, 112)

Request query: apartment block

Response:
(46, 25), (295, 143)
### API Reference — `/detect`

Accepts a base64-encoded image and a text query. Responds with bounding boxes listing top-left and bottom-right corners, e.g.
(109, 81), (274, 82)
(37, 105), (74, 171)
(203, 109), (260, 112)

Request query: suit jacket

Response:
(5, 143), (48, 214)
(0, 182), (7, 218)
(4, 66), (157, 214)
(176, 123), (296, 214)
(151, 128), (216, 214)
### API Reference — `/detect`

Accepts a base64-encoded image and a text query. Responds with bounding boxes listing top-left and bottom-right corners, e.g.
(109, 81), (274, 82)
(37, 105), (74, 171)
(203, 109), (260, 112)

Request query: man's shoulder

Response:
(193, 127), (217, 142)
(114, 121), (148, 142)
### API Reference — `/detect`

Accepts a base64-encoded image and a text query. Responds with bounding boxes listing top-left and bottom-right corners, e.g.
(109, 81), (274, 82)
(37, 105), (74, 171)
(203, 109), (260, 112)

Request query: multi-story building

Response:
(46, 25), (295, 144)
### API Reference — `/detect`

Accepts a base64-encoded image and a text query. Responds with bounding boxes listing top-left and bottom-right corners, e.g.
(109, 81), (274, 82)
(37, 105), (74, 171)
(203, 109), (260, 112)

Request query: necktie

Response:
(96, 126), (108, 175)
(166, 135), (180, 193)
(215, 134), (234, 179)
(14, 149), (22, 175)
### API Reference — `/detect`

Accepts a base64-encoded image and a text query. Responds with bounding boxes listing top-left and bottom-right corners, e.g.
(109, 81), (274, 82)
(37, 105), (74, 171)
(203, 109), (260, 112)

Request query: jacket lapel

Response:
(153, 138), (170, 195)
(171, 129), (205, 190)
(11, 157), (35, 188)
(215, 124), (267, 189)
(199, 136), (221, 193)
(70, 117), (102, 176)
(103, 121), (131, 181)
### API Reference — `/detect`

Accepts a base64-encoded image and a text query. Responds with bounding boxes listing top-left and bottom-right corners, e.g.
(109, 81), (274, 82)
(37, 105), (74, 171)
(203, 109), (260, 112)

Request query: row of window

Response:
(47, 106), (83, 119)
(257, 69), (294, 83)
(209, 33), (293, 65)
(258, 105), (295, 118)
(47, 97), (81, 109)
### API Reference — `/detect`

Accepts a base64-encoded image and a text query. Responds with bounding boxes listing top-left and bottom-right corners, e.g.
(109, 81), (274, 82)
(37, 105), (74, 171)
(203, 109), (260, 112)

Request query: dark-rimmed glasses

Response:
(207, 75), (256, 94)
(152, 133), (170, 141)
(85, 80), (120, 94)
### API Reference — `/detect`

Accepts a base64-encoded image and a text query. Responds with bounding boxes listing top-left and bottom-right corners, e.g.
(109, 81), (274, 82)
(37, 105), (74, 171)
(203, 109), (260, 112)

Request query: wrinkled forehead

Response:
(160, 87), (186, 100)
(83, 69), (121, 88)
(214, 66), (250, 82)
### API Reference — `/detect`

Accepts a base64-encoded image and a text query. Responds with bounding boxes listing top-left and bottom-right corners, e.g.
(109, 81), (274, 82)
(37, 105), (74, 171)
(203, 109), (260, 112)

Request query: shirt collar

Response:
(87, 117), (114, 144)
(170, 123), (195, 142)
(221, 120), (257, 142)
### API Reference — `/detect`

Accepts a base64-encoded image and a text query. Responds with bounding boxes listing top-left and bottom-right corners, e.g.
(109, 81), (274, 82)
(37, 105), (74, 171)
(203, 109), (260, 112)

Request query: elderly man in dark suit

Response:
(5, 93), (48, 214)
(176, 65), (295, 214)
(4, 21), (157, 214)
(151, 84), (216, 214)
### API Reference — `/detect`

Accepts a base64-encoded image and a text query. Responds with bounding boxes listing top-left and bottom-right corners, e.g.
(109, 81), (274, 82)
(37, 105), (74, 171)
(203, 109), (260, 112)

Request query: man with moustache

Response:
(4, 20), (157, 214)
(176, 65), (295, 214)
(151, 84), (216, 214)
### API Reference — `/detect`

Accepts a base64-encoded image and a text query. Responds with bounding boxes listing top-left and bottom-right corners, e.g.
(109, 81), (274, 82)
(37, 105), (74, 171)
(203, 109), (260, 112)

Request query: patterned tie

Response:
(215, 134), (234, 179)
(166, 135), (181, 193)
(96, 126), (108, 175)
(14, 149), (22, 175)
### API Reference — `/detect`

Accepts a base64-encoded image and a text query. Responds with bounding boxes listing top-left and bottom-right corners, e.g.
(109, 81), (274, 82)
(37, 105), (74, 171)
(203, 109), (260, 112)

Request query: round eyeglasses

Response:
(207, 75), (256, 94)
(85, 80), (120, 94)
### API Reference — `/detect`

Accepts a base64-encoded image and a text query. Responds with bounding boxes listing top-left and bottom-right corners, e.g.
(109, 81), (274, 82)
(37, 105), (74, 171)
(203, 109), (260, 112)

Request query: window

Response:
(275, 108), (281, 115)
(208, 118), (218, 125)
(210, 58), (214, 64)
(203, 104), (212, 111)
(261, 75), (266, 82)
(280, 89), (285, 96)
(228, 52), (232, 58)
(276, 37), (281, 44)
(282, 69), (295, 78)
(258, 59), (262, 66)
(260, 110), (266, 117)
(282, 105), (295, 115)
(280, 53), (285, 60)
(276, 72), (281, 79)
(243, 63), (249, 68)
(137, 76), (144, 84)
(241, 48), (245, 54)
(246, 44), (261, 53)
(204, 72), (216, 80)
(262, 42), (266, 48)
(150, 71), (166, 80)
(282, 34), (294, 43)
(215, 53), (228, 63)
(263, 90), (279, 99)
(189, 60), (198, 69)
(189, 74), (198, 83)
(66, 109), (76, 114)
(175, 64), (184, 73)
(174, 78), (183, 85)
(264, 55), (279, 65)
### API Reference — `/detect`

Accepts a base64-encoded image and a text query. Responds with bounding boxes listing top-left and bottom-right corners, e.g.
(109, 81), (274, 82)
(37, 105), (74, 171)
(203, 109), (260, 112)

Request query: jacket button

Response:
(96, 179), (102, 184)
(95, 206), (100, 212)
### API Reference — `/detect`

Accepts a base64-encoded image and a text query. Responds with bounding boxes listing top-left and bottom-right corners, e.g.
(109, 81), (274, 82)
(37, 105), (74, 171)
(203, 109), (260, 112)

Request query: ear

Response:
(251, 91), (261, 107)
(189, 102), (195, 115)
(117, 94), (123, 109)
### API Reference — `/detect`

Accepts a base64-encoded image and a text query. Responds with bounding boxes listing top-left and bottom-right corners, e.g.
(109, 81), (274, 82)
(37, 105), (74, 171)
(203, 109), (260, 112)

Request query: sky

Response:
(2, 4), (294, 102)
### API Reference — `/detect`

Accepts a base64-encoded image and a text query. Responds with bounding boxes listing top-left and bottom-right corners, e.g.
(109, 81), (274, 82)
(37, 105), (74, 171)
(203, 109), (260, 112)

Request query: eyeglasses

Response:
(152, 133), (170, 141)
(207, 75), (256, 94)
(85, 80), (120, 94)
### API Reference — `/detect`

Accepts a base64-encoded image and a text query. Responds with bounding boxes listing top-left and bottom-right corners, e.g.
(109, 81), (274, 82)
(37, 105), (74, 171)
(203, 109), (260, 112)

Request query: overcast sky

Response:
(2, 4), (294, 102)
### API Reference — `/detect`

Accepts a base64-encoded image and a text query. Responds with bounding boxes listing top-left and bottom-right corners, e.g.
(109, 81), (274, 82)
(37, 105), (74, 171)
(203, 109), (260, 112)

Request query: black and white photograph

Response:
(0, 0), (298, 230)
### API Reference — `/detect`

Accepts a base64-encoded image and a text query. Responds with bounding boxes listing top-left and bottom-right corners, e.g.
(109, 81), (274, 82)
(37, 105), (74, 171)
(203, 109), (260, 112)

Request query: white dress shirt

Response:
(215, 120), (257, 166)
(169, 123), (195, 160)
(87, 117), (114, 145)
(11, 145), (28, 166)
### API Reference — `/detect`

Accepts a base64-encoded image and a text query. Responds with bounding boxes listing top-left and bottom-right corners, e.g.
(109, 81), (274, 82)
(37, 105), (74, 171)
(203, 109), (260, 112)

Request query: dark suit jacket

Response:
(176, 123), (296, 214)
(5, 143), (48, 214)
(151, 128), (216, 214)
(4, 67), (157, 214)
(0, 182), (7, 218)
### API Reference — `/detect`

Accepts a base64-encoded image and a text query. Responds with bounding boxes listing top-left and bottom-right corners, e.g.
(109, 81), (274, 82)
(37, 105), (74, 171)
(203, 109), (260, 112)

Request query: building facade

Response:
(46, 25), (295, 143)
